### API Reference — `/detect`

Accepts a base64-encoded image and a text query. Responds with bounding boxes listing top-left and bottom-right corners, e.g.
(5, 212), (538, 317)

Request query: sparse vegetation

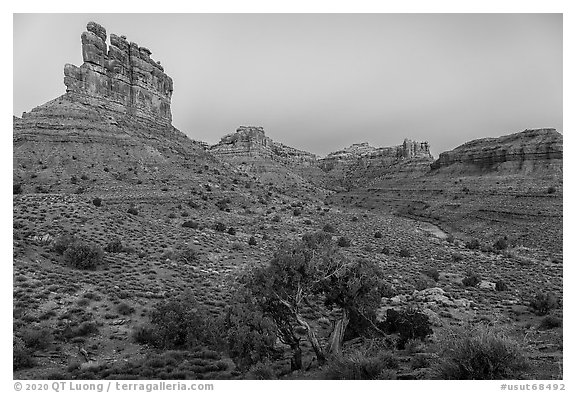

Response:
(323, 350), (399, 380)
(465, 238), (480, 250)
(435, 324), (529, 379)
(104, 238), (123, 253)
(399, 248), (411, 258)
(493, 236), (508, 251)
(53, 234), (77, 255)
(322, 223), (336, 233)
(214, 222), (226, 232)
(495, 279), (508, 291)
(383, 307), (433, 349)
(529, 292), (559, 315)
(63, 242), (104, 270)
(462, 272), (481, 287)
(539, 315), (562, 329)
(337, 236), (351, 247)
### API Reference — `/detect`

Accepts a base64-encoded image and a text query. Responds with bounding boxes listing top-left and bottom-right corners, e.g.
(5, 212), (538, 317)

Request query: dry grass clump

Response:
(434, 324), (529, 379)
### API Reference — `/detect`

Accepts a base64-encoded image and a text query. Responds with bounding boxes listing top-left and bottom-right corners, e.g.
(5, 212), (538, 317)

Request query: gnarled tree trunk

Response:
(328, 308), (349, 355)
(290, 343), (303, 371)
(295, 312), (326, 364)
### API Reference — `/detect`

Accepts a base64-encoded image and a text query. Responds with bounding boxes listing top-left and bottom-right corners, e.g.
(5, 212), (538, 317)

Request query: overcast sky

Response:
(13, 13), (562, 157)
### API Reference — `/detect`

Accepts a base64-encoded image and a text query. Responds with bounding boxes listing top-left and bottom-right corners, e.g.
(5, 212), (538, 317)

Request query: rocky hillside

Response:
(210, 128), (434, 192)
(431, 128), (562, 175)
(317, 140), (433, 190)
(209, 126), (330, 197)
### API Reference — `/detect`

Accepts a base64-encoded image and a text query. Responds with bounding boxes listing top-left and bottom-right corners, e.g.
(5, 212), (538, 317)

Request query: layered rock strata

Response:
(62, 22), (173, 126)
(318, 139), (431, 171)
(431, 128), (563, 172)
(210, 126), (318, 166)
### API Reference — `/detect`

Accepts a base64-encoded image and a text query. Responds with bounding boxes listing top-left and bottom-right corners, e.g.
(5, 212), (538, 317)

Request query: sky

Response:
(13, 13), (562, 157)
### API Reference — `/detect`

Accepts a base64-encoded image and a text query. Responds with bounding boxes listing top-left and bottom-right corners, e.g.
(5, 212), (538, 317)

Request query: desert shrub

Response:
(384, 307), (433, 349)
(381, 246), (390, 255)
(245, 361), (278, 380)
(529, 292), (559, 315)
(322, 223), (336, 233)
(231, 242), (244, 251)
(493, 236), (508, 251)
(223, 290), (277, 371)
(465, 239), (480, 250)
(13, 336), (34, 370)
(374, 231), (383, 239)
(74, 321), (99, 337)
(133, 326), (157, 345)
(547, 186), (556, 194)
(412, 353), (430, 369)
(182, 220), (199, 229)
(215, 197), (231, 211)
(271, 215), (281, 222)
(539, 315), (562, 330)
(337, 236), (351, 247)
(117, 302), (135, 316)
(104, 238), (123, 253)
(495, 279), (508, 291)
(293, 208), (302, 216)
(227, 227), (237, 235)
(351, 216), (359, 222)
(70, 176), (78, 184)
(214, 222), (226, 232)
(92, 197), (102, 207)
(452, 253), (464, 262)
(248, 236), (257, 246)
(422, 268), (439, 281)
(53, 234), (77, 255)
(462, 272), (481, 287)
(434, 324), (529, 379)
(302, 231), (333, 249)
(323, 350), (399, 380)
(177, 247), (199, 265)
(399, 248), (411, 258)
(35, 185), (50, 193)
(148, 293), (221, 350)
(127, 206), (138, 215)
(21, 327), (52, 350)
(413, 274), (435, 290)
(63, 242), (104, 270)
(13, 183), (23, 194)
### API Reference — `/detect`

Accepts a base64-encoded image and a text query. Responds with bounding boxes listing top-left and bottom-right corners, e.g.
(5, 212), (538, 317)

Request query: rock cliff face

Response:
(318, 139), (431, 171)
(210, 126), (318, 166)
(62, 22), (173, 126)
(430, 128), (563, 173)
